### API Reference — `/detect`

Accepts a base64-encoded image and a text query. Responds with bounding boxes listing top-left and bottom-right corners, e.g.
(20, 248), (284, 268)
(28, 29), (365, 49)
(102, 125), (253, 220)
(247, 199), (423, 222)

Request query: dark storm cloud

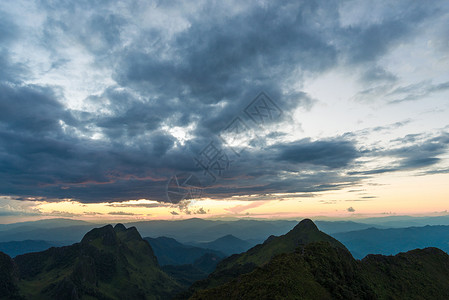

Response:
(350, 132), (449, 176)
(276, 138), (360, 168)
(110, 1), (338, 138)
(0, 84), (69, 134)
(340, 2), (440, 64)
(342, 19), (409, 64)
(0, 83), (197, 202)
(0, 12), (27, 83)
(1, 0), (448, 204)
(116, 1), (339, 102)
(388, 133), (449, 169)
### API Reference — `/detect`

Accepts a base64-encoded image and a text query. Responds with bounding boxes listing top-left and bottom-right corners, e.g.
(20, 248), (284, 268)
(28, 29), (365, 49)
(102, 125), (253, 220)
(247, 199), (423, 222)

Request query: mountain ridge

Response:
(188, 220), (449, 299)
(13, 223), (180, 299)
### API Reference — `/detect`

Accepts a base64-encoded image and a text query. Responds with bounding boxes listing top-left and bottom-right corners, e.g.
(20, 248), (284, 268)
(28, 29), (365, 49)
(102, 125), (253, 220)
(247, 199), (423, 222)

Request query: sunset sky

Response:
(0, 1), (448, 223)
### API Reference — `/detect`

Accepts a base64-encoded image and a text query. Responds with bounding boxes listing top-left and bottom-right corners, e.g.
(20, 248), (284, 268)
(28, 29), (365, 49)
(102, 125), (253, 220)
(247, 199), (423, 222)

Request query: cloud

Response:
(194, 207), (207, 215)
(388, 81), (449, 104)
(0, 198), (42, 216)
(107, 201), (169, 208)
(347, 207), (355, 212)
(107, 211), (137, 216)
(0, 0), (448, 206)
(45, 210), (81, 217)
(350, 132), (449, 176)
(224, 201), (269, 214)
(276, 138), (360, 168)
(353, 80), (449, 104)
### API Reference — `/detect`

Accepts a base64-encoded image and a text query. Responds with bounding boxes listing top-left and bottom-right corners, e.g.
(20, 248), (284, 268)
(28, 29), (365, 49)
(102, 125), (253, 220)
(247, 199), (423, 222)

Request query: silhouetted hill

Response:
(315, 220), (382, 234)
(0, 240), (62, 257)
(144, 236), (225, 266)
(126, 218), (297, 243)
(0, 251), (22, 299)
(187, 220), (449, 300)
(0, 218), (93, 231)
(2, 219), (449, 299)
(353, 215), (449, 227)
(14, 224), (180, 299)
(183, 219), (346, 297)
(162, 253), (224, 288)
(333, 225), (449, 259)
(214, 219), (346, 272)
(191, 234), (253, 256)
(191, 243), (449, 299)
(0, 225), (95, 243)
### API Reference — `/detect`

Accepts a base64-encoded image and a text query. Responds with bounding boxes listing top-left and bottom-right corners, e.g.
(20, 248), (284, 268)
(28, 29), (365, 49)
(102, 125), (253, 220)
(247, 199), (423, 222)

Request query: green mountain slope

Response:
(183, 219), (346, 297)
(191, 242), (449, 300)
(14, 224), (181, 299)
(189, 220), (449, 300)
(217, 219), (346, 270)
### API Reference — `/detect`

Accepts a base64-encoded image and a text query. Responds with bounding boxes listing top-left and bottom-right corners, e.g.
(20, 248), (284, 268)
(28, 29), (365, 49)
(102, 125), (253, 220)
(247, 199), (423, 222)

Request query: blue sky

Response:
(0, 0), (448, 221)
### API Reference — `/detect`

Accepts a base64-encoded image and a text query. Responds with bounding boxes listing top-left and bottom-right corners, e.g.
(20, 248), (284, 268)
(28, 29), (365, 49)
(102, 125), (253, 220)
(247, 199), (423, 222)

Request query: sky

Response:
(0, 0), (448, 223)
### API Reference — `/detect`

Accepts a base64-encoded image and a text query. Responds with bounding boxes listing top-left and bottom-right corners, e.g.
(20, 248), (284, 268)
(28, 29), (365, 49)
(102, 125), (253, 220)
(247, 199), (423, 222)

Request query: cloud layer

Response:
(0, 0), (448, 205)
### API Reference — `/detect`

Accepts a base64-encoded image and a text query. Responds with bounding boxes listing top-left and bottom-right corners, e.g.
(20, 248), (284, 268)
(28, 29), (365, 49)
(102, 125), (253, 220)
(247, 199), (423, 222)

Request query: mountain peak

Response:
(114, 223), (126, 232)
(216, 234), (240, 241)
(14, 224), (178, 299)
(81, 224), (118, 246)
(292, 219), (319, 232)
(119, 226), (143, 242)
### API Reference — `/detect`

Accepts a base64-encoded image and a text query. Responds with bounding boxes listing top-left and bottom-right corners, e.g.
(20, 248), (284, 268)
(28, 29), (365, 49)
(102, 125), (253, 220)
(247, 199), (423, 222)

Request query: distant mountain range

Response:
(333, 225), (449, 259)
(187, 234), (256, 256)
(126, 218), (298, 243)
(4, 217), (449, 260)
(0, 218), (92, 231)
(0, 218), (296, 244)
(2, 219), (449, 299)
(0, 240), (63, 257)
(315, 220), (383, 234)
(144, 236), (225, 266)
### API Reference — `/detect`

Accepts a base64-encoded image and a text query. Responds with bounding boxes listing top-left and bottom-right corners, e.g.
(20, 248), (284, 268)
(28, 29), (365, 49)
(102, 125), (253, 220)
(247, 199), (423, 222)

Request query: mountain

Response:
(0, 218), (93, 231)
(0, 225), (96, 243)
(191, 243), (449, 299)
(353, 215), (449, 228)
(183, 219), (346, 297)
(144, 236), (225, 289)
(188, 220), (449, 299)
(214, 219), (346, 272)
(333, 225), (449, 259)
(315, 220), (382, 234)
(162, 253), (224, 288)
(0, 240), (62, 257)
(13, 224), (181, 299)
(191, 234), (254, 256)
(144, 236), (225, 265)
(0, 218), (296, 245)
(0, 251), (22, 299)
(2, 219), (449, 299)
(126, 218), (297, 243)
